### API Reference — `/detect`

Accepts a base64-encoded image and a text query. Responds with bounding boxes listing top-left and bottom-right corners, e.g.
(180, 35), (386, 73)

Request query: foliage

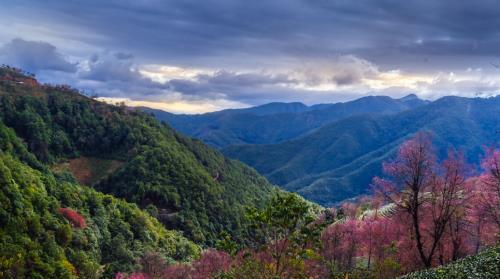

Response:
(1, 67), (498, 278)
(117, 249), (231, 279)
(0, 66), (277, 245)
(118, 193), (327, 279)
(400, 246), (499, 279)
(120, 135), (499, 279)
(0, 151), (199, 278)
(238, 192), (327, 278)
(59, 208), (87, 229)
(0, 67), (204, 277)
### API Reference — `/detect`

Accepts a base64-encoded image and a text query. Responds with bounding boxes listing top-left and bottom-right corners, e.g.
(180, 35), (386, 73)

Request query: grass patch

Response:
(52, 156), (123, 185)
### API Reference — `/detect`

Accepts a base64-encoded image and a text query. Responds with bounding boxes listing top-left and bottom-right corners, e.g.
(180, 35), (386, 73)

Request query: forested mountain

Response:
(0, 111), (199, 277)
(0, 66), (278, 259)
(115, 137), (500, 278)
(223, 96), (500, 205)
(147, 94), (428, 148)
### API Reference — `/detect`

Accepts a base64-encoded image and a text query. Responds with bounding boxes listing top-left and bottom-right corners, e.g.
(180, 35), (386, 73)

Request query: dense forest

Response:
(0, 66), (278, 277)
(116, 133), (500, 279)
(0, 121), (199, 278)
(152, 92), (499, 206)
(0, 66), (278, 246)
(0, 67), (498, 278)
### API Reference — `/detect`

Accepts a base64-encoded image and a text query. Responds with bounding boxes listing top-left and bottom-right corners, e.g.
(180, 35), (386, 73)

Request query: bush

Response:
(59, 208), (86, 228)
(400, 246), (500, 279)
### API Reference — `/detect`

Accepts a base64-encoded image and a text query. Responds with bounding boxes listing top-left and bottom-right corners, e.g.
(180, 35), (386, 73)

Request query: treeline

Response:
(117, 133), (499, 279)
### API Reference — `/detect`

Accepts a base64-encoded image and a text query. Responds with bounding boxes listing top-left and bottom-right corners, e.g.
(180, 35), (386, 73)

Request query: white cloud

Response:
(139, 65), (213, 83)
(97, 97), (248, 114)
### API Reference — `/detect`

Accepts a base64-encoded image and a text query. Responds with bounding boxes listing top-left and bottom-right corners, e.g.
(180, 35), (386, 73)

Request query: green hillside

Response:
(0, 66), (277, 246)
(224, 96), (500, 205)
(0, 121), (199, 278)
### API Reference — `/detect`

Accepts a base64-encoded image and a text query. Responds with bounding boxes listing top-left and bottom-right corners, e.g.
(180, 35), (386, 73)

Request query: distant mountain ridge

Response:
(223, 96), (500, 205)
(144, 94), (498, 206)
(145, 94), (429, 148)
(224, 101), (311, 116)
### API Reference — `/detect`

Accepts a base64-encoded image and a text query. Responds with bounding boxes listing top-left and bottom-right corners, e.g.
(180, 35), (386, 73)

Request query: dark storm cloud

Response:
(114, 52), (134, 60)
(74, 52), (302, 102)
(165, 70), (297, 98)
(331, 72), (360, 86)
(166, 74), (357, 104)
(0, 38), (77, 73)
(163, 70), (298, 102)
(198, 71), (296, 87)
(76, 52), (170, 98)
(80, 53), (140, 82)
(1, 1), (498, 112)
(5, 0), (499, 67)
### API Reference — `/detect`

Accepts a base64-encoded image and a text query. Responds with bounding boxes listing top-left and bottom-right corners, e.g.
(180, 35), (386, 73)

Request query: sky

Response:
(0, 0), (499, 114)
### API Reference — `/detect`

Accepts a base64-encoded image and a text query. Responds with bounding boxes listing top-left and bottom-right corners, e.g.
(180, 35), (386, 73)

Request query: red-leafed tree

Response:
(468, 148), (500, 252)
(374, 132), (470, 268)
(192, 249), (232, 279)
(59, 207), (86, 228)
(139, 252), (168, 279)
(162, 264), (193, 279)
(321, 218), (361, 274)
(429, 151), (470, 264)
(374, 132), (436, 268)
(478, 149), (500, 228)
(359, 215), (397, 269)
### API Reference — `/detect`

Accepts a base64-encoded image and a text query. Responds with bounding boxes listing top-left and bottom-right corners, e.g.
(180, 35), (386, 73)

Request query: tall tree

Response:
(375, 132), (436, 267)
(247, 193), (321, 277)
(374, 133), (468, 268)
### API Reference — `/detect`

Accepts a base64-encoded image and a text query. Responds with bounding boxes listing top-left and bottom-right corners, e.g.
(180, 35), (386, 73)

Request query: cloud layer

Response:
(0, 1), (499, 113)
(0, 39), (77, 73)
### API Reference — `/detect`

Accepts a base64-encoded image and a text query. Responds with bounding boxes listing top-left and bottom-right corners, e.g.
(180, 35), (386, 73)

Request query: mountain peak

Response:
(399, 94), (420, 101)
(237, 102), (309, 116)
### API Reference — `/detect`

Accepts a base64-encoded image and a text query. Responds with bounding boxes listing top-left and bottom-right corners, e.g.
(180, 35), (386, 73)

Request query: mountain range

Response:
(145, 94), (428, 148)
(153, 95), (499, 206)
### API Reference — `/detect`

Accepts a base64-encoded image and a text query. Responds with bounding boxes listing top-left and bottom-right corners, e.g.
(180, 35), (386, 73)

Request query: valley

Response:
(156, 95), (500, 206)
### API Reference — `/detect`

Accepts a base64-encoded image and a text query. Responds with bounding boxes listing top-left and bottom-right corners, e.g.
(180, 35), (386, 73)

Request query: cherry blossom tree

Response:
(373, 133), (472, 268)
(478, 149), (500, 228)
(374, 132), (437, 267)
